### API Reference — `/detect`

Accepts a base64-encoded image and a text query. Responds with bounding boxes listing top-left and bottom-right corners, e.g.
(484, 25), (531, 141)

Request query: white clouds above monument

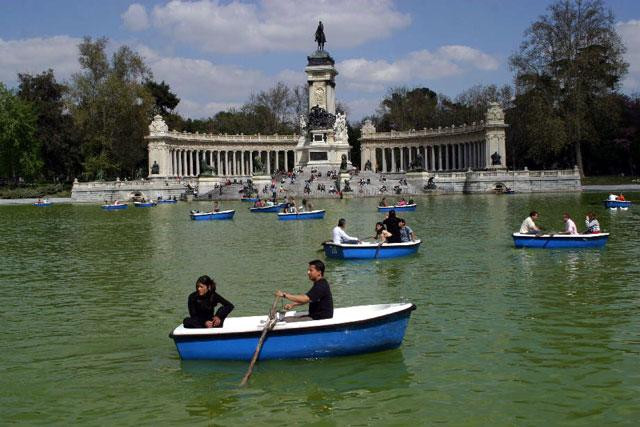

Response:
(617, 19), (640, 92)
(142, 0), (410, 53)
(338, 46), (500, 92)
(122, 4), (150, 31)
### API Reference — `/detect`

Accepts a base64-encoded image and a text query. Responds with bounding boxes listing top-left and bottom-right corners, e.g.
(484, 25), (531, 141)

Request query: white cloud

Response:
(617, 20), (640, 93)
(151, 0), (410, 53)
(122, 3), (150, 31)
(343, 97), (380, 121)
(337, 45), (500, 92)
(0, 36), (80, 84)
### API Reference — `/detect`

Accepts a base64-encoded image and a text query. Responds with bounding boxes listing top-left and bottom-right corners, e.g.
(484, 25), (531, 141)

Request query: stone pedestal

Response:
(251, 175), (272, 194)
(197, 176), (222, 195)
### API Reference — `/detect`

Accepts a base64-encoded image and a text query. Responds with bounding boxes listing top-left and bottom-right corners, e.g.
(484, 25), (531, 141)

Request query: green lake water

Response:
(1, 193), (639, 425)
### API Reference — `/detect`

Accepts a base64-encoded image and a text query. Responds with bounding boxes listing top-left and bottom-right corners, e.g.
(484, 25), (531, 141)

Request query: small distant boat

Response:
(323, 240), (421, 259)
(512, 233), (609, 249)
(134, 201), (157, 208)
(377, 204), (417, 212)
(33, 201), (53, 207)
(241, 197), (259, 202)
(190, 210), (235, 220)
(157, 199), (177, 204)
(169, 303), (416, 360)
(101, 204), (128, 211)
(278, 210), (326, 220)
(250, 203), (285, 213)
(602, 200), (632, 209)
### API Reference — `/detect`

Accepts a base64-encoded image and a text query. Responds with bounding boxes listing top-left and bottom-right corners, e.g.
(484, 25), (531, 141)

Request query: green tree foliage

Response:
(68, 37), (154, 180)
(0, 83), (42, 181)
(145, 80), (180, 115)
(18, 70), (82, 181)
(509, 0), (628, 175)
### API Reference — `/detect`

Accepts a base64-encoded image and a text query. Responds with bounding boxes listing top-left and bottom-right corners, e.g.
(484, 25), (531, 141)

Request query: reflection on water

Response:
(1, 192), (639, 424)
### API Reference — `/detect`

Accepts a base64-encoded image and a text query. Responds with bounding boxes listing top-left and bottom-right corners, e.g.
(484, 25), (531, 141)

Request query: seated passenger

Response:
(559, 213), (578, 235)
(332, 218), (360, 244)
(183, 275), (234, 328)
(213, 201), (220, 212)
(608, 193), (617, 201)
(519, 211), (541, 235)
(584, 212), (601, 234)
(408, 198), (414, 205)
(398, 218), (416, 242)
(372, 222), (392, 242)
(276, 260), (333, 321)
(379, 197), (388, 207)
(397, 198), (408, 206)
(617, 194), (625, 201)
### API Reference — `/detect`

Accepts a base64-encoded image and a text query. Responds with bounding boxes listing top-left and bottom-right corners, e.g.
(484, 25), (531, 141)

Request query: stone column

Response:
(390, 148), (396, 172)
(408, 147), (413, 168)
(266, 151), (271, 175)
(249, 151), (254, 175)
(399, 147), (404, 172)
(382, 148), (387, 172)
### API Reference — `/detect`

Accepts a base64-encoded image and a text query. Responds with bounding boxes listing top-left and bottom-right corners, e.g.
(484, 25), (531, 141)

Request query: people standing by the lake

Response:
(332, 218), (360, 244)
(383, 210), (402, 243)
(585, 212), (601, 234)
(519, 211), (542, 234)
(398, 218), (416, 242)
(559, 213), (578, 235)
(183, 275), (234, 328)
(275, 260), (333, 321)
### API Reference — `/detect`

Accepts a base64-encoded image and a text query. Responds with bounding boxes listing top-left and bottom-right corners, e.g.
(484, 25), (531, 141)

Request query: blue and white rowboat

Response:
(157, 199), (177, 204)
(377, 204), (417, 212)
(101, 204), (128, 210)
(512, 232), (609, 249)
(241, 197), (259, 202)
(250, 203), (285, 213)
(603, 200), (632, 209)
(278, 210), (326, 220)
(190, 209), (235, 220)
(323, 240), (421, 259)
(33, 201), (53, 207)
(170, 303), (416, 360)
(134, 201), (157, 208)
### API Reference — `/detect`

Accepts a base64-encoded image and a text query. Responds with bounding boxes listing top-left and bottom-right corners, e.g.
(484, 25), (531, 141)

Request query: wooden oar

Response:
(239, 295), (281, 386)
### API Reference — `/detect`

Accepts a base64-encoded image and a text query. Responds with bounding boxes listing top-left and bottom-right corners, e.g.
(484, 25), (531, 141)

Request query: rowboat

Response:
(33, 201), (53, 207)
(602, 200), (632, 209)
(250, 203), (285, 213)
(512, 233), (609, 249)
(169, 303), (416, 360)
(323, 240), (421, 259)
(101, 204), (128, 210)
(241, 197), (259, 202)
(190, 209), (235, 220)
(157, 199), (177, 204)
(377, 204), (417, 212)
(134, 201), (157, 208)
(278, 210), (326, 220)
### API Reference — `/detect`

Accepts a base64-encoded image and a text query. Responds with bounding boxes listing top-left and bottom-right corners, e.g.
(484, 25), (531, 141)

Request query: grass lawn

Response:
(581, 175), (640, 185)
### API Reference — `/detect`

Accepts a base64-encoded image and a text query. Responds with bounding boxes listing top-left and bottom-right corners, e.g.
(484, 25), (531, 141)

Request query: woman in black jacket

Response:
(183, 275), (234, 328)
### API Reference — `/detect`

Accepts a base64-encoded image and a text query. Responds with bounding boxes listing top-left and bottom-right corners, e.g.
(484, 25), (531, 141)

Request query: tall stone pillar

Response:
(399, 148), (404, 172)
(390, 148), (395, 172)
(249, 152), (254, 175)
(266, 151), (271, 175)
(382, 148), (387, 172)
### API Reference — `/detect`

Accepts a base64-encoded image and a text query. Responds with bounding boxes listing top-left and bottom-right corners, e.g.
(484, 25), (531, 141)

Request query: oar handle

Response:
(240, 295), (282, 386)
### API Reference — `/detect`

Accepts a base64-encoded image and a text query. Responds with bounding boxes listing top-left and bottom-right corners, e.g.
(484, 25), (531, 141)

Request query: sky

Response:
(1, 0), (639, 121)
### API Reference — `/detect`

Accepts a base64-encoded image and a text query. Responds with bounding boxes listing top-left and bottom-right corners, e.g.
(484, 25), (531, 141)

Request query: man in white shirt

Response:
(559, 213), (578, 235)
(519, 211), (541, 234)
(332, 218), (360, 244)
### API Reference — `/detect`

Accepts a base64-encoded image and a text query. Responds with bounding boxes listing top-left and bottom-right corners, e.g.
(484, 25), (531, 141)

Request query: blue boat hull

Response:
(101, 204), (128, 210)
(250, 204), (284, 213)
(512, 233), (609, 248)
(241, 198), (259, 202)
(190, 210), (235, 220)
(378, 204), (416, 212)
(603, 200), (632, 208)
(171, 306), (415, 361)
(33, 203), (53, 207)
(323, 241), (421, 259)
(135, 202), (157, 208)
(278, 210), (326, 220)
(157, 199), (177, 204)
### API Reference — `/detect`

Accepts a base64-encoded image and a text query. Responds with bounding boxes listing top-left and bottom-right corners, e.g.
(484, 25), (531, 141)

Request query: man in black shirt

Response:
(276, 260), (333, 321)
(383, 210), (402, 243)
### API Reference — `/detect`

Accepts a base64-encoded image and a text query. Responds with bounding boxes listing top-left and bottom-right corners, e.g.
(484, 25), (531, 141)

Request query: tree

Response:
(510, 0), (628, 175)
(18, 70), (81, 182)
(145, 80), (180, 115)
(68, 37), (154, 180)
(0, 83), (42, 181)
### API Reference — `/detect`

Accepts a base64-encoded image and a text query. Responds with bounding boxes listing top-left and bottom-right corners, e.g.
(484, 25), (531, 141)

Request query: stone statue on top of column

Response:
(315, 21), (326, 51)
